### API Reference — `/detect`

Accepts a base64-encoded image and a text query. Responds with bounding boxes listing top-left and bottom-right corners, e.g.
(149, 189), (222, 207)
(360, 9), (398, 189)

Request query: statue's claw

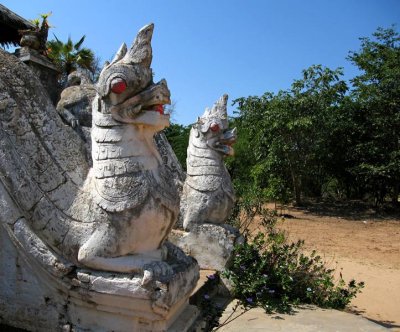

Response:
(71, 118), (80, 128)
(141, 261), (174, 286)
(141, 269), (153, 286)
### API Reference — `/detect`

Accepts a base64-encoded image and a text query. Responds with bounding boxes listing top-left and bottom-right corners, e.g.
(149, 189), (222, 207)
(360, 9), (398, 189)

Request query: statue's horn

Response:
(211, 94), (228, 118)
(202, 107), (211, 118)
(123, 23), (154, 67)
(216, 94), (228, 111)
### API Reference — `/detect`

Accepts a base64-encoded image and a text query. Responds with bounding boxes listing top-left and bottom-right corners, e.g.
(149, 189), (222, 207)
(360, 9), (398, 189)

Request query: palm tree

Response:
(47, 35), (96, 85)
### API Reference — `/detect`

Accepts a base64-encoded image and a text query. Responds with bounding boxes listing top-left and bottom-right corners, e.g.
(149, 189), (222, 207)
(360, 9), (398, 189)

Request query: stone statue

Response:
(19, 14), (49, 54)
(1, 24), (199, 331)
(77, 23), (180, 279)
(56, 70), (96, 156)
(57, 70), (95, 128)
(180, 94), (237, 231)
(170, 95), (242, 271)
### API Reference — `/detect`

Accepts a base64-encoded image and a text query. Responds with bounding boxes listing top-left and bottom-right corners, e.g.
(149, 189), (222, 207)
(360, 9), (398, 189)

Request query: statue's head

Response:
(67, 70), (92, 87)
(96, 24), (171, 131)
(195, 94), (237, 156)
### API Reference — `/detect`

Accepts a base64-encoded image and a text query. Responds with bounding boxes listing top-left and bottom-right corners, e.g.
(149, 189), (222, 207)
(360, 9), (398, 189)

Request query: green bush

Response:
(223, 202), (364, 314)
(197, 273), (224, 330)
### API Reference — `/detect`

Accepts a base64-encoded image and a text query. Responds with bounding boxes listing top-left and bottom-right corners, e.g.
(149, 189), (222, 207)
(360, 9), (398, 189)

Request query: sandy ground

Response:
(250, 202), (400, 330)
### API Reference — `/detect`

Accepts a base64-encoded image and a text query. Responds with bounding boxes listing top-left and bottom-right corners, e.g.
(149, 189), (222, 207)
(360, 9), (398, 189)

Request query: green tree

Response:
(323, 96), (364, 199)
(163, 123), (191, 170)
(225, 116), (259, 197)
(347, 26), (400, 205)
(47, 35), (96, 86)
(234, 65), (347, 205)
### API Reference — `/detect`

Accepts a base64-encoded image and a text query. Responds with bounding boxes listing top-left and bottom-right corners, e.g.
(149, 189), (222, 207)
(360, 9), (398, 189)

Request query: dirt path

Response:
(251, 203), (400, 330)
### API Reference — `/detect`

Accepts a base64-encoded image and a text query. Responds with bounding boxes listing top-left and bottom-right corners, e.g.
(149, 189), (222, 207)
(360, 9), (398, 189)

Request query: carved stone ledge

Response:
(15, 47), (58, 71)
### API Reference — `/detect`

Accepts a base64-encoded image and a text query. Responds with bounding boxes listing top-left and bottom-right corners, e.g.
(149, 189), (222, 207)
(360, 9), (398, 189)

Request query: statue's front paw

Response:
(141, 261), (174, 286)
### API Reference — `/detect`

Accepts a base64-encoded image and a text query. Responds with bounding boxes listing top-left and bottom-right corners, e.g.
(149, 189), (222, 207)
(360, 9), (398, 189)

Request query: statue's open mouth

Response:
(220, 128), (237, 146)
(152, 104), (165, 115)
(111, 79), (171, 122)
(209, 128), (237, 156)
(143, 103), (167, 115)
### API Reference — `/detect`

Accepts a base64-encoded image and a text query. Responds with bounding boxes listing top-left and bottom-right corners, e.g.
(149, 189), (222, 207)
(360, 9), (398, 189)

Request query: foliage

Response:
(47, 35), (97, 86)
(346, 26), (400, 205)
(163, 123), (191, 170)
(223, 197), (364, 314)
(228, 26), (400, 207)
(232, 65), (347, 205)
(197, 273), (224, 330)
(30, 12), (51, 31)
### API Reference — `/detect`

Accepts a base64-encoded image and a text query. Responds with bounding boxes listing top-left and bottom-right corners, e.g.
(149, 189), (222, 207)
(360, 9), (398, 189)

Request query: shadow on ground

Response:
(348, 307), (400, 330)
(291, 200), (400, 221)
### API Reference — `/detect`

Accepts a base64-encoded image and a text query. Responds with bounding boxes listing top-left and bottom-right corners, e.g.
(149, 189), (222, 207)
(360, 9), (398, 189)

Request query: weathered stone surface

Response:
(154, 131), (186, 189)
(217, 303), (388, 332)
(1, 220), (199, 331)
(15, 46), (60, 105)
(1, 23), (182, 276)
(56, 70), (96, 157)
(171, 95), (242, 271)
(58, 82), (96, 126)
(180, 94), (237, 231)
(0, 225), (63, 332)
(0, 23), (199, 331)
(170, 224), (244, 271)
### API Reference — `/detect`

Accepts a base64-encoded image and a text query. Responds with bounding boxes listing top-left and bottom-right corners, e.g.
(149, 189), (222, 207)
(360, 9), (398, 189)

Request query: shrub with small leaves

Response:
(224, 201), (364, 314)
(196, 273), (224, 330)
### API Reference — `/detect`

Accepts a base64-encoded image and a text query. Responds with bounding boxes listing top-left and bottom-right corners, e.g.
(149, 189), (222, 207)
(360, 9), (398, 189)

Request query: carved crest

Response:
(197, 94), (229, 133)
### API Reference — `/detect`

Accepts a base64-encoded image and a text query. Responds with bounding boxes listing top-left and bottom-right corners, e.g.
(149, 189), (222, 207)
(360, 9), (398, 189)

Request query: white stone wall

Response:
(0, 226), (63, 331)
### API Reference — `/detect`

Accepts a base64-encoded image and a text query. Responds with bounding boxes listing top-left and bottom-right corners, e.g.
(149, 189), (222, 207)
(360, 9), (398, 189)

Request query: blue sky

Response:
(2, 1), (400, 125)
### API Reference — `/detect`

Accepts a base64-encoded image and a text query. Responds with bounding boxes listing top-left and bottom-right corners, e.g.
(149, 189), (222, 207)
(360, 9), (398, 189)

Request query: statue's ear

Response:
(92, 96), (101, 113)
(110, 43), (127, 65)
(123, 23), (153, 67)
(99, 60), (110, 77)
(193, 126), (200, 138)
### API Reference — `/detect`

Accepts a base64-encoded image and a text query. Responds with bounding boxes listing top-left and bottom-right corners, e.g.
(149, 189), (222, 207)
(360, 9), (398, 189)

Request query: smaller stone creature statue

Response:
(19, 14), (50, 54)
(180, 94), (236, 231)
(56, 70), (96, 156)
(56, 70), (95, 128)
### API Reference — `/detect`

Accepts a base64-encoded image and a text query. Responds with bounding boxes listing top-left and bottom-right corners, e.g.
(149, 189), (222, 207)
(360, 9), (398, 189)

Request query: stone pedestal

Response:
(15, 47), (60, 104)
(0, 220), (199, 332)
(170, 224), (244, 271)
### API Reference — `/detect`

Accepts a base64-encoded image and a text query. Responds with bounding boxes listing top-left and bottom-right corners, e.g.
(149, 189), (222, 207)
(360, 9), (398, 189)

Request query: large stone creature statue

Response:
(0, 24), (199, 331)
(180, 94), (236, 231)
(77, 24), (179, 277)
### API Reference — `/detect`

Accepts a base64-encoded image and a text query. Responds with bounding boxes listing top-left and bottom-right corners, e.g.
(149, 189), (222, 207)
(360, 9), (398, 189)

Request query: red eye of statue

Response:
(210, 123), (220, 132)
(110, 78), (127, 94)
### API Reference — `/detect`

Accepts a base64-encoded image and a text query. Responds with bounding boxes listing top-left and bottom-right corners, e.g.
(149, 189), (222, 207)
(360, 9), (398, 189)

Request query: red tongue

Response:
(155, 104), (164, 115)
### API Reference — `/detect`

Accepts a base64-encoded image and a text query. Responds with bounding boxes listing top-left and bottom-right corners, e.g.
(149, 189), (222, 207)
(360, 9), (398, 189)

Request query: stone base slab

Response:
(0, 221), (199, 332)
(169, 224), (244, 271)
